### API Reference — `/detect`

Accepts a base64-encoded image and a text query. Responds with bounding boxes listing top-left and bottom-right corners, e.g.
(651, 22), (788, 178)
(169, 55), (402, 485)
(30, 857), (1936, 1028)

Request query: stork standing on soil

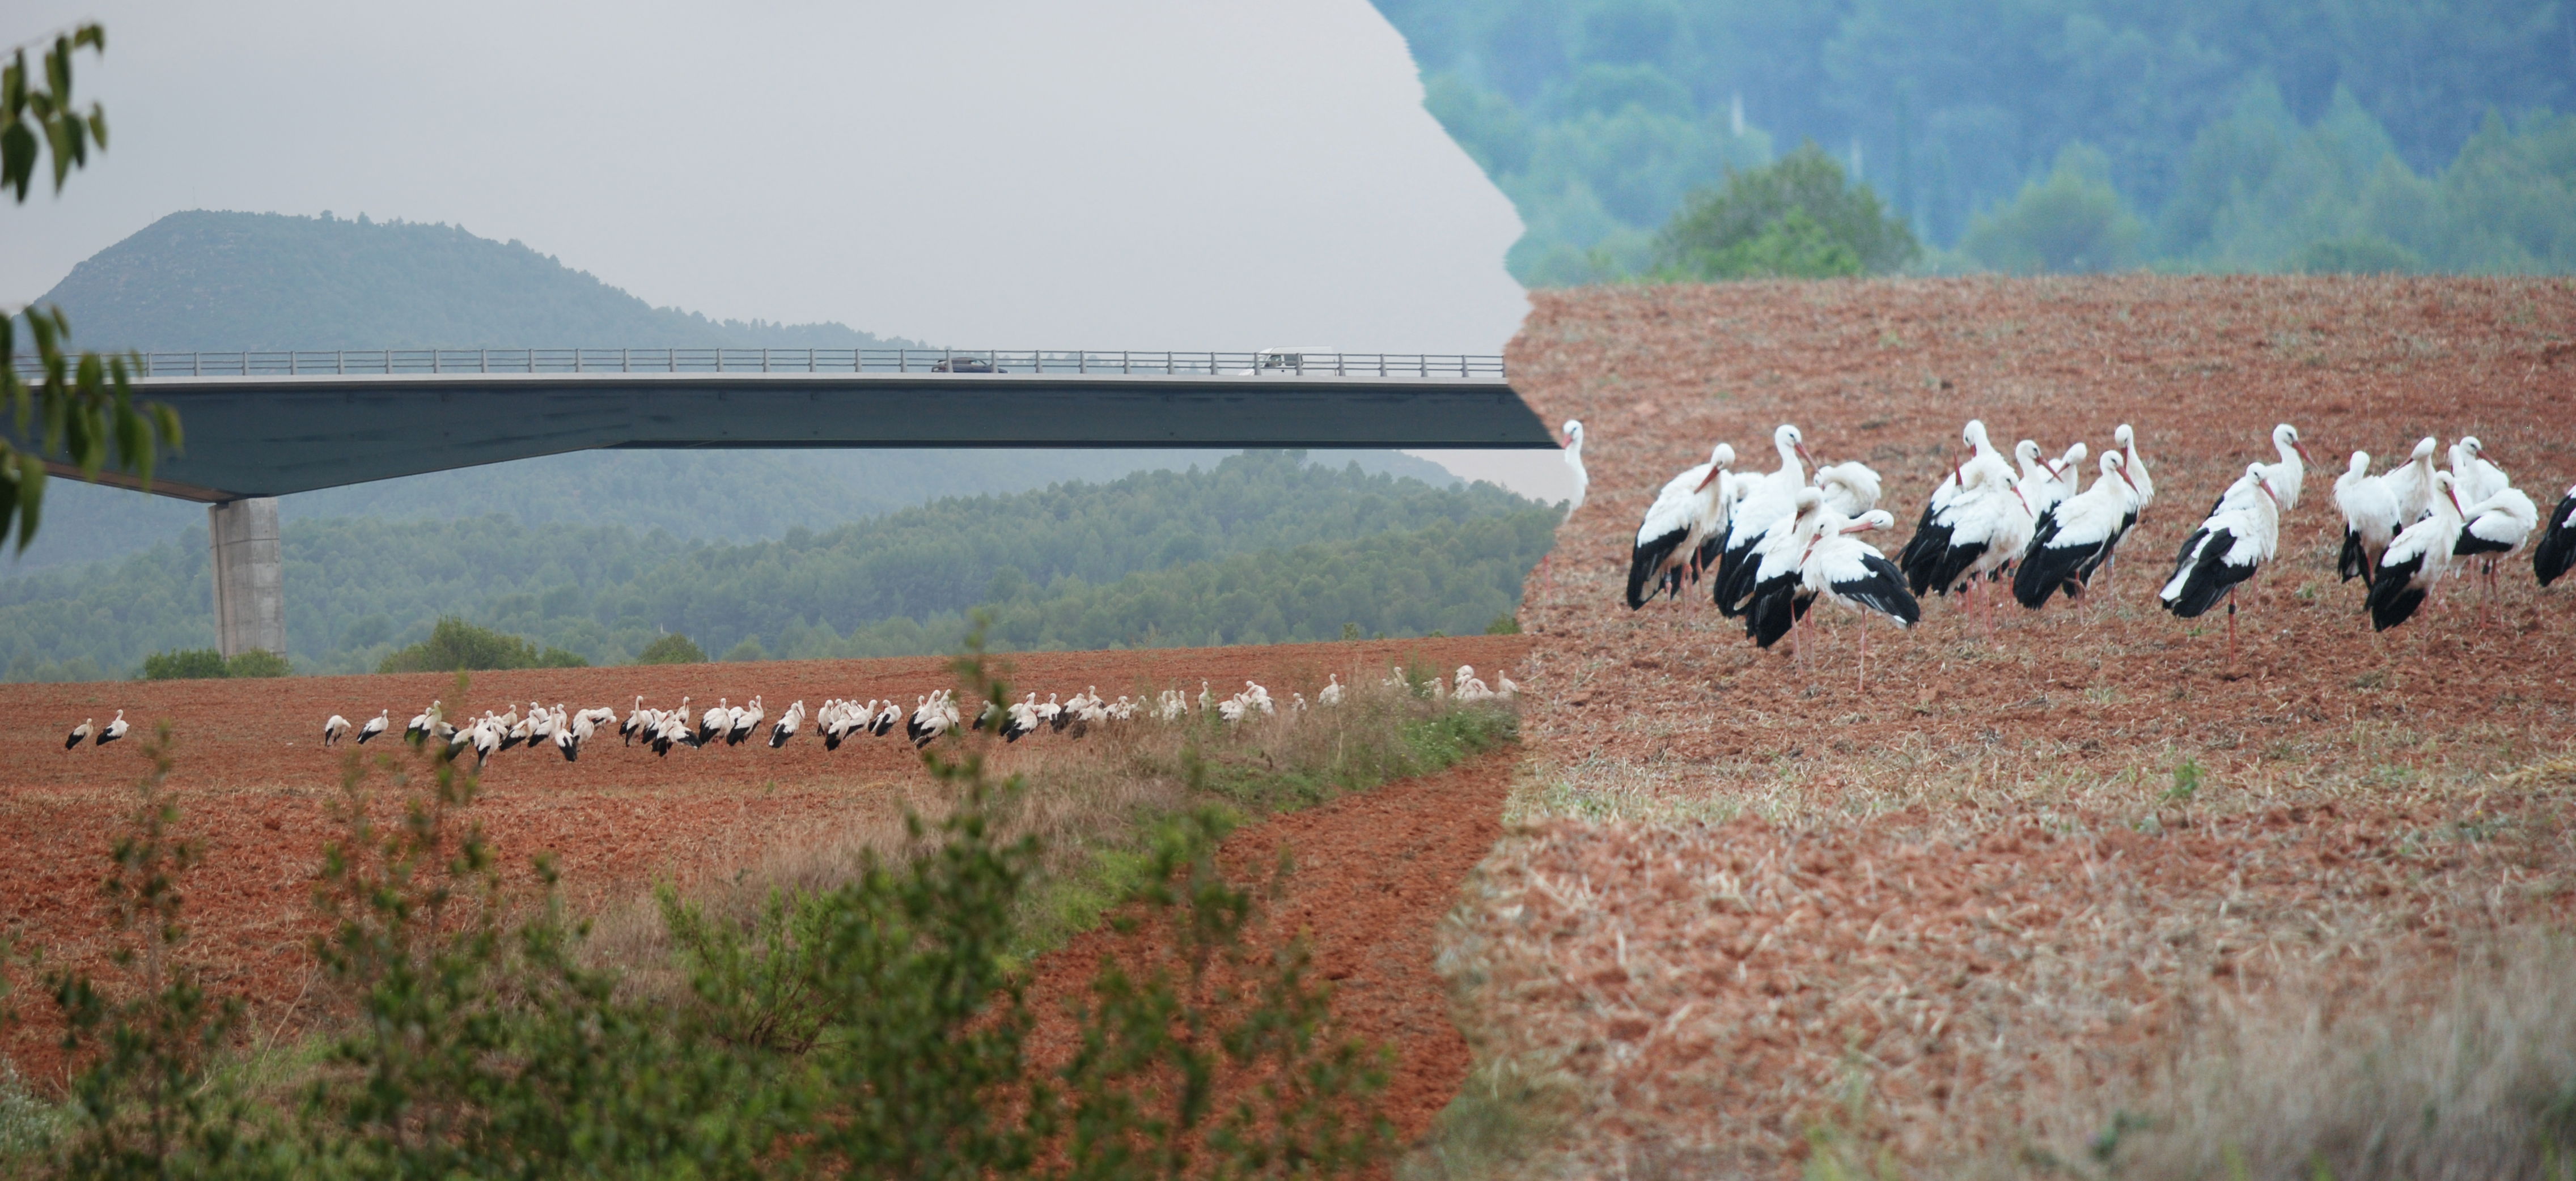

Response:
(2160, 464), (2284, 661)
(2453, 484), (2538, 612)
(1626, 443), (1735, 608)
(2334, 451), (2403, 585)
(323, 713), (350, 746)
(1899, 420), (2013, 588)
(1713, 424), (1815, 616)
(1904, 450), (2033, 631)
(2013, 451), (2138, 610)
(2536, 483), (2576, 587)
(1742, 490), (1832, 655)
(357, 710), (388, 745)
(2377, 437), (2440, 526)
(97, 710), (128, 746)
(2369, 471), (2467, 632)
(1795, 509), (1917, 687)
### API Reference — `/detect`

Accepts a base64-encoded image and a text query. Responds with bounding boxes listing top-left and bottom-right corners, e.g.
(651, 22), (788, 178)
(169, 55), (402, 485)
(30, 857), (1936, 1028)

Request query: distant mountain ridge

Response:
(37, 210), (921, 352)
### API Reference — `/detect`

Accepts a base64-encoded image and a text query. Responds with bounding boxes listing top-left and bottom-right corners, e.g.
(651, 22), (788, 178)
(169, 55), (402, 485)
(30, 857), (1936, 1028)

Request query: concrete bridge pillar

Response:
(208, 497), (285, 659)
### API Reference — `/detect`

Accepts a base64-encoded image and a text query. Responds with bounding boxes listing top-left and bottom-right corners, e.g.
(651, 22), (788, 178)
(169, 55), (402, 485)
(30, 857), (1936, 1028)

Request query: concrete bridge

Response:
(12, 347), (1552, 660)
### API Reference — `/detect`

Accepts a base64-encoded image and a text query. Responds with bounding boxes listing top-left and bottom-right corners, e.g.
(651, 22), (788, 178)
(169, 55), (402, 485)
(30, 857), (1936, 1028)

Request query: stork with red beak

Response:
(2369, 471), (2468, 631)
(1712, 424), (1816, 617)
(1625, 443), (1737, 608)
(2259, 423), (2315, 512)
(2013, 451), (2139, 610)
(2160, 463), (2285, 662)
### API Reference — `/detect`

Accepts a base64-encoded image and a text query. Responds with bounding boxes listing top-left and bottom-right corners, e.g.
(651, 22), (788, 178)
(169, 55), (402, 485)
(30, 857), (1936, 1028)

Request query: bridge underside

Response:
(20, 367), (1556, 661)
(46, 369), (1554, 503)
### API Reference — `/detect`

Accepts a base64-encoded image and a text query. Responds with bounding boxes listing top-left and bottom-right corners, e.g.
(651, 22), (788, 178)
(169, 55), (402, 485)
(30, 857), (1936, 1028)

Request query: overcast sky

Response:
(3, 1), (1569, 496)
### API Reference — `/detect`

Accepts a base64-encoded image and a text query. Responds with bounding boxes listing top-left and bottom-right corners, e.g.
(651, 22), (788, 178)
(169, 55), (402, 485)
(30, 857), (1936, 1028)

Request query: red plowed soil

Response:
(0, 635), (1527, 1086)
(1023, 750), (1517, 1160)
(1466, 276), (2576, 1172)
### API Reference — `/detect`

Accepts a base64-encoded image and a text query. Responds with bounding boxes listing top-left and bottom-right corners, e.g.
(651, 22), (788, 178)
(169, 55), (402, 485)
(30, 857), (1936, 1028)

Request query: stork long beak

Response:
(2294, 441), (2315, 464)
(1695, 466), (1724, 492)
(1838, 519), (1880, 534)
(2259, 478), (2281, 507)
(1795, 442), (1816, 465)
(2117, 467), (2137, 492)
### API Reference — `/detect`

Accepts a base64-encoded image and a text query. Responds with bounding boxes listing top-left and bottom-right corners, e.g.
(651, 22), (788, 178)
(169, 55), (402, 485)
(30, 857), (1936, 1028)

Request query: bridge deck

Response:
(20, 351), (1549, 502)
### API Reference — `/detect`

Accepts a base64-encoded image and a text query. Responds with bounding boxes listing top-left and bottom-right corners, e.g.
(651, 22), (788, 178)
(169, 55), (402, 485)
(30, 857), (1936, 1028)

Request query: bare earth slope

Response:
(1455, 277), (2576, 1173)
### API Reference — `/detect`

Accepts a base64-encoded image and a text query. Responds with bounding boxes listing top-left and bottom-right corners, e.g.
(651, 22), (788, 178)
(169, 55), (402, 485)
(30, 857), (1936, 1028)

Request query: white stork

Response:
(356, 710), (389, 745)
(1002, 694), (1040, 742)
(1795, 509), (1917, 687)
(697, 698), (729, 747)
(2259, 424), (2314, 511)
(1561, 420), (1588, 510)
(2369, 471), (2467, 632)
(728, 697), (762, 746)
(2379, 437), (2440, 525)
(323, 713), (350, 747)
(1626, 443), (1736, 608)
(619, 696), (647, 745)
(1904, 457), (2033, 630)
(1742, 490), (1833, 653)
(2160, 464), (2283, 660)
(2013, 451), (2137, 609)
(1316, 674), (1344, 706)
(96, 710), (128, 746)
(65, 717), (93, 749)
(2333, 450), (2402, 584)
(2113, 424), (2155, 508)
(2536, 483), (2576, 588)
(768, 700), (804, 748)
(1899, 419), (2014, 590)
(1813, 460), (1882, 518)
(2453, 484), (2538, 608)
(2449, 436), (2510, 507)
(1713, 424), (1815, 615)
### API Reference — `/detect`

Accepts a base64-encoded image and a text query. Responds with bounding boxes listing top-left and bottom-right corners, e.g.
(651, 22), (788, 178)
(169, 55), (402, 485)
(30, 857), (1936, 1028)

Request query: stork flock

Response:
(291, 664), (1513, 771)
(1598, 411), (2576, 681)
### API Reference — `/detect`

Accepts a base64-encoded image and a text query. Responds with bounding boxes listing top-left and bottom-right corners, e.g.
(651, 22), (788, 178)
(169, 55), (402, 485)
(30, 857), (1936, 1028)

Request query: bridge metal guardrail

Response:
(12, 348), (1506, 380)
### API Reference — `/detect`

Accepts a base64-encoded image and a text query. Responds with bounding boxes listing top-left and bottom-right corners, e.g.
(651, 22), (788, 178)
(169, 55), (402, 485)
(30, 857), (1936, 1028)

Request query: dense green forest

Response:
(1376, 0), (2576, 282)
(0, 453), (1554, 681)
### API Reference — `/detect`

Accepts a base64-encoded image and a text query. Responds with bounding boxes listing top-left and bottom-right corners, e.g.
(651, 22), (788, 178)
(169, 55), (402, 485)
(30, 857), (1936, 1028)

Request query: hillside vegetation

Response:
(0, 453), (1554, 680)
(36, 210), (920, 352)
(1379, 0), (2576, 281)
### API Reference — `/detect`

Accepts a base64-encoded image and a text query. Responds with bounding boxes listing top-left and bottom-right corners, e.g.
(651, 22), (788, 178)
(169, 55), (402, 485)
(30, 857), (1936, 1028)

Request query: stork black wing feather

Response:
(2536, 492), (2576, 587)
(2367, 551), (2431, 630)
(1627, 525), (1689, 609)
(2338, 526), (2369, 582)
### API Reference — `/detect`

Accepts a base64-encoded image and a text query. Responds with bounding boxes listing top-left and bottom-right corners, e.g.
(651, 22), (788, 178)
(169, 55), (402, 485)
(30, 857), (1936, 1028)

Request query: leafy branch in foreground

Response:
(2, 23), (180, 553)
(31, 656), (1396, 1177)
(45, 724), (270, 1177)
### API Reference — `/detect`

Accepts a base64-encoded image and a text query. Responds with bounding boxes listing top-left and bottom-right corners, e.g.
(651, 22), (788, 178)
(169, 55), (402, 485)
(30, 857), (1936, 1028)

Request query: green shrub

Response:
(221, 649), (291, 678)
(1961, 143), (2146, 274)
(2292, 234), (2423, 273)
(634, 632), (705, 665)
(139, 648), (291, 679)
(1485, 612), (1522, 635)
(722, 637), (768, 662)
(1653, 143), (1918, 279)
(376, 617), (586, 674)
(139, 649), (227, 680)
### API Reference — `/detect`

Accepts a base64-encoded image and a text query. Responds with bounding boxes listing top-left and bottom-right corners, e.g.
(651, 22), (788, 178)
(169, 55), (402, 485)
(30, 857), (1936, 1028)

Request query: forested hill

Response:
(0, 452), (1557, 681)
(1376, 0), (2576, 282)
(36, 210), (921, 351)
